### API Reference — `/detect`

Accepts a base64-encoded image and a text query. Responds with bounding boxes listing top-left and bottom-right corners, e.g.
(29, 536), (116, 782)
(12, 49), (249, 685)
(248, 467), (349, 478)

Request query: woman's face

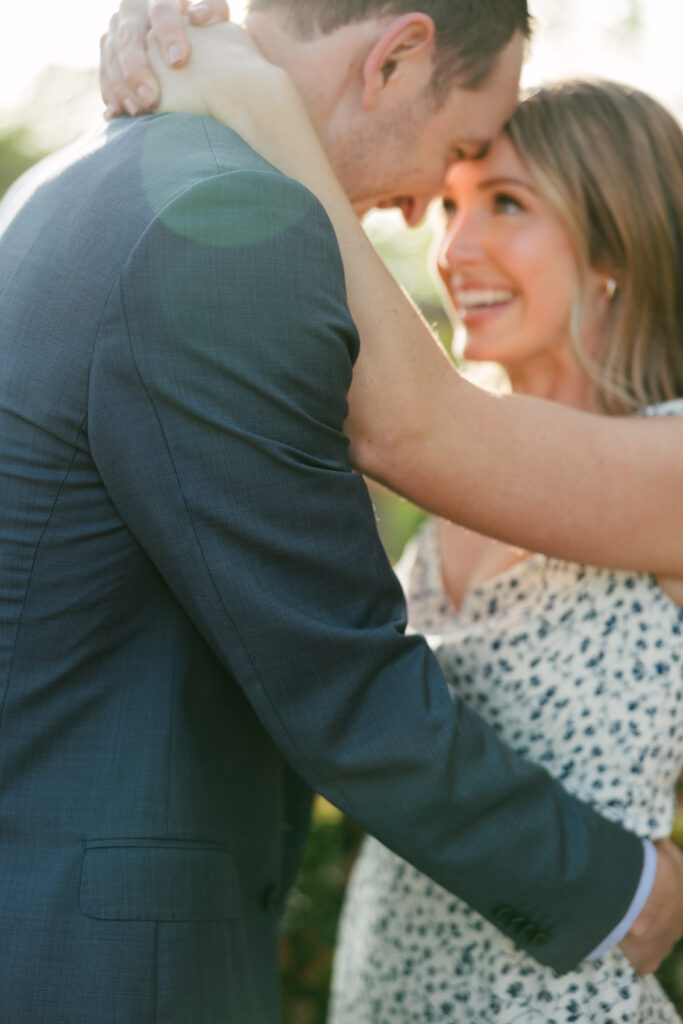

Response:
(436, 133), (605, 371)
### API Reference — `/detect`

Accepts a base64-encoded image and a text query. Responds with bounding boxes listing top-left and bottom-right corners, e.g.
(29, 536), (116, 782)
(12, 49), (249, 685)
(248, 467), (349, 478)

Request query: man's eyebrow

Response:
(471, 141), (491, 161)
(450, 139), (491, 161)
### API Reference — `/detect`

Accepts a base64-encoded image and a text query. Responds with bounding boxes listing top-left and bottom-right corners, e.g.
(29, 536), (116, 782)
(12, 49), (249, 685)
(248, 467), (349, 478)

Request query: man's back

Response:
(0, 114), (313, 1022)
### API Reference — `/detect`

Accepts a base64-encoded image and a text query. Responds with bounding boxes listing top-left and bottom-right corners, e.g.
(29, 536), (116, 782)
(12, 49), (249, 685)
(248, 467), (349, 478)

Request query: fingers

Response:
(149, 0), (194, 68)
(188, 0), (230, 26)
(619, 839), (683, 975)
(617, 935), (644, 975)
(100, 6), (161, 118)
(620, 928), (680, 976)
(99, 0), (231, 119)
(148, 0), (229, 66)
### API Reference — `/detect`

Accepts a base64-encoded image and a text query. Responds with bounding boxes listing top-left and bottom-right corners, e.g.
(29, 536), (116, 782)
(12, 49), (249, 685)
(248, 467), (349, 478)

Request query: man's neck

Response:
(244, 11), (385, 136)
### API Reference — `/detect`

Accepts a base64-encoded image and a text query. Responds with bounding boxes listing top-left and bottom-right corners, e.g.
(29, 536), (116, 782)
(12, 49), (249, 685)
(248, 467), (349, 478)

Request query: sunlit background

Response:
(2, 0), (682, 138)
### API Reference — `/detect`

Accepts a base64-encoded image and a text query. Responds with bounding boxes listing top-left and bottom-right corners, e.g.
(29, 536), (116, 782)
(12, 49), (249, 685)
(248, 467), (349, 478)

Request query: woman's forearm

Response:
(153, 26), (683, 577)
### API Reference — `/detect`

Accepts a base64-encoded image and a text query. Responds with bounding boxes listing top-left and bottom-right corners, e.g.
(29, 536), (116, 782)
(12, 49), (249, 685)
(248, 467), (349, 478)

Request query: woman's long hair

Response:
(505, 79), (683, 413)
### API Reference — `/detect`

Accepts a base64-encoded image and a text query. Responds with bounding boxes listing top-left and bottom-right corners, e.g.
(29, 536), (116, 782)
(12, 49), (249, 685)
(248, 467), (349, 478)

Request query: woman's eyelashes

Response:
(441, 191), (525, 221)
(492, 191), (524, 214)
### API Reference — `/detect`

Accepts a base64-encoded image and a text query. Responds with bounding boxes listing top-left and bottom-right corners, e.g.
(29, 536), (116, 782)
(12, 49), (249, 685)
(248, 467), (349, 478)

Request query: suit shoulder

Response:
(144, 160), (338, 263)
(141, 113), (282, 181)
(134, 114), (327, 225)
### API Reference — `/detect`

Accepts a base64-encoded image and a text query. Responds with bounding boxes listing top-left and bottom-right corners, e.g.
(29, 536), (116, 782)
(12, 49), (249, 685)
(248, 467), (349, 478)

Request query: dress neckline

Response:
(410, 398), (683, 617)
(420, 520), (547, 616)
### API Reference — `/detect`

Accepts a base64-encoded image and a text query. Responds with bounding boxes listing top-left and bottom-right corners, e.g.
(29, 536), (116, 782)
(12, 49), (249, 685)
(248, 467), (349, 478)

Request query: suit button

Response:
(492, 906), (516, 926)
(262, 884), (283, 913)
(510, 915), (529, 934)
(530, 931), (551, 947)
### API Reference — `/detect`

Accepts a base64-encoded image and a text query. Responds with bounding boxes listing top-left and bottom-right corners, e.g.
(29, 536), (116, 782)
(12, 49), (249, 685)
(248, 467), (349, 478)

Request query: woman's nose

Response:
(438, 215), (485, 277)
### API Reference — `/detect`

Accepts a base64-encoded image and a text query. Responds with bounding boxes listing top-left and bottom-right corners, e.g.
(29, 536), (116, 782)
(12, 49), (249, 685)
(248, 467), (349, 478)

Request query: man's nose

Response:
(400, 194), (433, 228)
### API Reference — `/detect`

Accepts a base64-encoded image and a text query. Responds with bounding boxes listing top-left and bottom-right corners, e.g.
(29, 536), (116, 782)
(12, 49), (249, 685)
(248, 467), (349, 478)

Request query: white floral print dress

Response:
(330, 401), (683, 1024)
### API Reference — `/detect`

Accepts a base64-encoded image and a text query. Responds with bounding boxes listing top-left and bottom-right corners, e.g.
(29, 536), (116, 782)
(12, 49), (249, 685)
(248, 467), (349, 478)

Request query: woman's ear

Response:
(361, 13), (436, 110)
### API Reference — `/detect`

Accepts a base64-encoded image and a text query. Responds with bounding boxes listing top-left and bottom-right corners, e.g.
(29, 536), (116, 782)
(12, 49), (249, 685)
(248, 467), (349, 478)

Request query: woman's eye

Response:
(442, 197), (457, 218)
(494, 192), (523, 213)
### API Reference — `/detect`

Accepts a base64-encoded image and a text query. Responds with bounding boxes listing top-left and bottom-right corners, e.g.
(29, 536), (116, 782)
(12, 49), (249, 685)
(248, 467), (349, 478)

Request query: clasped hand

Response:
(619, 838), (683, 975)
(101, 0), (233, 117)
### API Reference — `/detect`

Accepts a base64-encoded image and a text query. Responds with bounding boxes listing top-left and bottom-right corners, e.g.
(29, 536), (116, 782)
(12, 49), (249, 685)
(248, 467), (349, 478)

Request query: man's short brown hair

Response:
(248, 0), (531, 98)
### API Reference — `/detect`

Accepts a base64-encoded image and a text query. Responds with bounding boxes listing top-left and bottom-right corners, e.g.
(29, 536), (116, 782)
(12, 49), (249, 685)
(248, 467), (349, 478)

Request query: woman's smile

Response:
(451, 282), (516, 326)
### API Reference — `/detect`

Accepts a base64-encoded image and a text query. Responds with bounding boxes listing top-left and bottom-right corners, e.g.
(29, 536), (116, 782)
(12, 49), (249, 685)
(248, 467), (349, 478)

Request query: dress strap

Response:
(638, 398), (683, 418)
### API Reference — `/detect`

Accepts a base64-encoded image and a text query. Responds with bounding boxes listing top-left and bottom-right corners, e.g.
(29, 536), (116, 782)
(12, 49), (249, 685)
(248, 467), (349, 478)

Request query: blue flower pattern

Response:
(330, 401), (683, 1023)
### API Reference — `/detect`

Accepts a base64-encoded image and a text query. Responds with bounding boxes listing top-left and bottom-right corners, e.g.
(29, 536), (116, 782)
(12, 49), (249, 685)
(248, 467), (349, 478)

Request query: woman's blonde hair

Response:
(504, 79), (683, 414)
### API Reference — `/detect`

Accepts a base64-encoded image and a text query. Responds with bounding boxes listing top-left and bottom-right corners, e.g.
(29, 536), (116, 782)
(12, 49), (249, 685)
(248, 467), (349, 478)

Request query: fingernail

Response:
(124, 98), (140, 117)
(191, 2), (210, 17)
(137, 85), (157, 107)
(104, 103), (119, 120)
(168, 44), (185, 67)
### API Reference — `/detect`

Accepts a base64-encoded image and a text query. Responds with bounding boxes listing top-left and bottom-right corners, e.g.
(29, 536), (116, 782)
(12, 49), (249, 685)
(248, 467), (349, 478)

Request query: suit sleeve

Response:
(88, 167), (643, 973)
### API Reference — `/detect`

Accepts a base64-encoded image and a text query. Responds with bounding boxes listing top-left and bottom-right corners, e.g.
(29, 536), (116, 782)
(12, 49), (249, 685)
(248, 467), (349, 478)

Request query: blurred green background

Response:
(283, 797), (683, 1024)
(2, 11), (682, 1012)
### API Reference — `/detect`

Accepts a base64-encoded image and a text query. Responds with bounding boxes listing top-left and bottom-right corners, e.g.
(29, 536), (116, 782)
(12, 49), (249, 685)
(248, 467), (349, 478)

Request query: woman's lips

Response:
(452, 286), (515, 325)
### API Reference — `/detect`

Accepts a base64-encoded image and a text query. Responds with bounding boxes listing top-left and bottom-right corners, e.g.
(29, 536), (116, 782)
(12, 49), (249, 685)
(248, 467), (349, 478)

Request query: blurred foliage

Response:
(367, 482), (426, 565)
(0, 127), (41, 200)
(617, 0), (643, 36)
(19, 65), (100, 153)
(0, 65), (99, 201)
(280, 800), (363, 1024)
(282, 798), (683, 1023)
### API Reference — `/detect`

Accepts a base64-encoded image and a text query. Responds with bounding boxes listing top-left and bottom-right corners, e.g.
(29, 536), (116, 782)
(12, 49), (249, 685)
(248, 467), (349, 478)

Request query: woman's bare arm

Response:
(146, 23), (683, 578)
(100, 0), (229, 116)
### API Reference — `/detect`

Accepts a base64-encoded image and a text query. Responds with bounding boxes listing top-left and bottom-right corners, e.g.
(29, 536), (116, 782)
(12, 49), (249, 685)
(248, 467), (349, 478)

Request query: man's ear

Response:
(361, 13), (436, 110)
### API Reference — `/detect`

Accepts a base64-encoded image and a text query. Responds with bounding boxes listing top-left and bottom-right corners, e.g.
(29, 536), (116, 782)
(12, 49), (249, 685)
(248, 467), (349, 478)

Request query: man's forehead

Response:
(435, 83), (518, 162)
(436, 31), (523, 134)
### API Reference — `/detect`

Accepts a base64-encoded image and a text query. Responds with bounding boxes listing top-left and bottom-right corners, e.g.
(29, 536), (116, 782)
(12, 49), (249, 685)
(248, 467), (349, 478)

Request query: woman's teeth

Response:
(454, 289), (514, 310)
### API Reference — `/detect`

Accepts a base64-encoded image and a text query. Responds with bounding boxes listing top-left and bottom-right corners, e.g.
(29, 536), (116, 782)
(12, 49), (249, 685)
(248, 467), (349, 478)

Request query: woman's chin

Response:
(461, 330), (517, 367)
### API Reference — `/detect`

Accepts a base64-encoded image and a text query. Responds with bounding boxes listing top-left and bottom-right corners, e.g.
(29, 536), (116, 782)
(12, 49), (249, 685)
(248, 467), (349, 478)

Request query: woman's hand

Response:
(100, 0), (229, 117)
(149, 22), (270, 122)
(147, 22), (349, 213)
(620, 839), (683, 975)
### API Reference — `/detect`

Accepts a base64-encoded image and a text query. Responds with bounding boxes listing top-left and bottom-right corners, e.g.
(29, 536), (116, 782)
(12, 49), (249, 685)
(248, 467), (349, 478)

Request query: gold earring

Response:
(605, 277), (617, 300)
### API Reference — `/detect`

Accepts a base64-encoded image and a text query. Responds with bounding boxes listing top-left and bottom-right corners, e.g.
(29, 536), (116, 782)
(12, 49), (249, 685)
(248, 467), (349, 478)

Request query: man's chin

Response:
(351, 199), (404, 222)
(351, 199), (373, 220)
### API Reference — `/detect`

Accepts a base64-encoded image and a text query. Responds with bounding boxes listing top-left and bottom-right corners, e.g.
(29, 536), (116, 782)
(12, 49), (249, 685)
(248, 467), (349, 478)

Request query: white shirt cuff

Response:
(585, 838), (657, 960)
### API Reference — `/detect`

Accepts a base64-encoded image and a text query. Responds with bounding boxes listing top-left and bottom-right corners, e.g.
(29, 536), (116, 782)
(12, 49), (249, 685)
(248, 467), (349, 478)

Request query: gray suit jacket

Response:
(0, 113), (642, 1022)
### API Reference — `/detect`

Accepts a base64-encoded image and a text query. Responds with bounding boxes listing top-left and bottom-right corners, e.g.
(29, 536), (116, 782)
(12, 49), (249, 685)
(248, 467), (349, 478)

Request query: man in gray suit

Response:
(0, 1), (679, 1021)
